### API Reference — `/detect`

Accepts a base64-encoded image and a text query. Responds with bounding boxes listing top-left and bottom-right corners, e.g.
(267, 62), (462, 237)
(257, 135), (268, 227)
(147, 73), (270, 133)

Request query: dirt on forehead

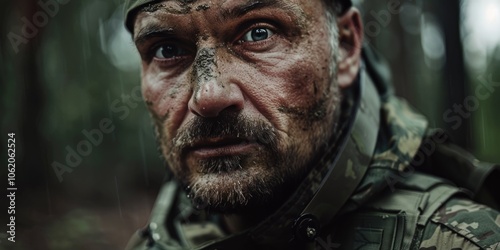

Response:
(179, 0), (198, 4)
(141, 3), (165, 13)
(195, 4), (210, 11)
(140, 0), (201, 15)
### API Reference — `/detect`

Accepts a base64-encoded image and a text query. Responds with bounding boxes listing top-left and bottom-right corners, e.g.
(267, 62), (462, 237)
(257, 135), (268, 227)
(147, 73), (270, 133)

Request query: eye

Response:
(154, 44), (188, 59)
(241, 28), (275, 42)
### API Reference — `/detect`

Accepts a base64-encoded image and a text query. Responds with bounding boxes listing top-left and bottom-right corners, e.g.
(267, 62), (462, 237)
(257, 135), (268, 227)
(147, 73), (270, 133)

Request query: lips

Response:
(187, 137), (257, 158)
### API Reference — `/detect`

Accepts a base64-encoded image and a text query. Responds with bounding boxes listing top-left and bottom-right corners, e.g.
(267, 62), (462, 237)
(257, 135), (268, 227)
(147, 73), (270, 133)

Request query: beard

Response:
(152, 90), (341, 214)
(155, 112), (314, 213)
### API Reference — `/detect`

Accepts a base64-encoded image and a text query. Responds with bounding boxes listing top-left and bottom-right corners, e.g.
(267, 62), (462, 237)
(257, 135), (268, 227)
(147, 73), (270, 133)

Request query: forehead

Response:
(131, 0), (320, 33)
(134, 0), (305, 12)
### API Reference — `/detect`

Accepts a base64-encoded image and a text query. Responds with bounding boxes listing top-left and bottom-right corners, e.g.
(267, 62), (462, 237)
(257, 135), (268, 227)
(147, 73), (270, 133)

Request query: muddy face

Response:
(133, 0), (341, 212)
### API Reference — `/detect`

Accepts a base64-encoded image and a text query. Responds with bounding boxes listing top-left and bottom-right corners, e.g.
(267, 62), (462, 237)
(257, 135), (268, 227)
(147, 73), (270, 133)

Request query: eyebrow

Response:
(134, 0), (288, 46)
(221, 0), (281, 20)
(134, 23), (175, 47)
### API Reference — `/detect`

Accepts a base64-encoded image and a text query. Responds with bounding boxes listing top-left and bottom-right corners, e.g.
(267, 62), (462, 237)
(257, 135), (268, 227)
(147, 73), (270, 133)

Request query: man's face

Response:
(133, 0), (341, 212)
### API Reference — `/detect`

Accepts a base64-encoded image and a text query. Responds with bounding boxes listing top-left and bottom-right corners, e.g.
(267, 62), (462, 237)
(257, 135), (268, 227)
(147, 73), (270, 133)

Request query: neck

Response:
(223, 212), (266, 233)
(220, 188), (293, 233)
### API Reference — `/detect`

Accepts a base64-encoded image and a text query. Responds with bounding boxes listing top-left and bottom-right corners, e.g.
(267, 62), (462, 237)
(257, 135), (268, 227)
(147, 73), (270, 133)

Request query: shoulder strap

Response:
(298, 66), (381, 241)
(426, 138), (500, 209)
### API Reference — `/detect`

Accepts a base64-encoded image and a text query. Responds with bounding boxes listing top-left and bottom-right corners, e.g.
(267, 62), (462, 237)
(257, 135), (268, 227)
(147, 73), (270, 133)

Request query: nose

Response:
(188, 80), (245, 117)
(188, 49), (244, 117)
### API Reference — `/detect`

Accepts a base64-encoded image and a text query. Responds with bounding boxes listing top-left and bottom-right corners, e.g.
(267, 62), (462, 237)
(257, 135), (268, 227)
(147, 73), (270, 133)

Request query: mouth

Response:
(187, 137), (257, 159)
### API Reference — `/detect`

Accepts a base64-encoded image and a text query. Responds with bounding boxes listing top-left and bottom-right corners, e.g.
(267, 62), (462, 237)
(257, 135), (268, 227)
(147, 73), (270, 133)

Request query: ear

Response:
(336, 8), (363, 89)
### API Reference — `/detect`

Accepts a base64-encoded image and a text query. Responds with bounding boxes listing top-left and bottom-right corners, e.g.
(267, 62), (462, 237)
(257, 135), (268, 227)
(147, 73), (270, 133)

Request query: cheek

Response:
(278, 26), (334, 110)
(283, 59), (328, 100)
(267, 46), (333, 136)
(259, 46), (333, 116)
(142, 66), (192, 139)
(277, 63), (333, 131)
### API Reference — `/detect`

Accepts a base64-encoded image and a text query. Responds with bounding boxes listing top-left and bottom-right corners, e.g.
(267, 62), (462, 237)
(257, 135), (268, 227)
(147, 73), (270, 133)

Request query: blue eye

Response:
(242, 28), (274, 42)
(154, 44), (187, 59)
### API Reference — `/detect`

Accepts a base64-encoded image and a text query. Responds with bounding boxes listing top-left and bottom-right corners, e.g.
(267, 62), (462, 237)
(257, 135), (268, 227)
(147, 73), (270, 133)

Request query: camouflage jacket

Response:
(126, 49), (500, 250)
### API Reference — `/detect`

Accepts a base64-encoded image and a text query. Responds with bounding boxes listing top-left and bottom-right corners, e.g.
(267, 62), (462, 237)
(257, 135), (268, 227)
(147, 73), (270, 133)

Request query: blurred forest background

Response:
(0, 0), (499, 249)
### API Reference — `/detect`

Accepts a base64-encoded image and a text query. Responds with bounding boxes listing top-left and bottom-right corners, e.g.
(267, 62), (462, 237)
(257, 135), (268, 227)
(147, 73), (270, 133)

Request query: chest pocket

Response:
(335, 211), (406, 250)
(325, 173), (465, 250)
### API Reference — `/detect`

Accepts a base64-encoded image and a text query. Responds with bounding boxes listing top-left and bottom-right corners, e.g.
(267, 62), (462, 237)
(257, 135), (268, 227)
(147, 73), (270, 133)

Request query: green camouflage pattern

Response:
(347, 94), (429, 208)
(371, 96), (428, 172)
(125, 65), (500, 250)
(420, 198), (500, 250)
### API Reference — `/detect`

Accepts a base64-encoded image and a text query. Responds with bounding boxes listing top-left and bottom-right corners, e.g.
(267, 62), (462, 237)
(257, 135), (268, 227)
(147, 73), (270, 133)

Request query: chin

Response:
(183, 158), (286, 214)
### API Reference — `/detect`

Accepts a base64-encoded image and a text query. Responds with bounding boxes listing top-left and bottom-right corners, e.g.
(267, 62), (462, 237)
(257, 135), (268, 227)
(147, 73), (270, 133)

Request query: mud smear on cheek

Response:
(144, 96), (170, 137)
(168, 82), (188, 99)
(149, 109), (170, 145)
(278, 98), (327, 128)
(147, 104), (169, 127)
(289, 66), (320, 95)
(277, 60), (335, 128)
(169, 88), (179, 99)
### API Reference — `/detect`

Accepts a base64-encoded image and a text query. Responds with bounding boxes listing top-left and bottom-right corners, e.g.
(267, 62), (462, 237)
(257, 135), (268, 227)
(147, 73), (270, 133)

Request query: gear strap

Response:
(297, 67), (381, 240)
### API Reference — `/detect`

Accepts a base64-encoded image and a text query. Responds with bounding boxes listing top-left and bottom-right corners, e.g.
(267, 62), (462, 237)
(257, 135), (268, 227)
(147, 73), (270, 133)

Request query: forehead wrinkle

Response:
(134, 21), (175, 46)
(220, 0), (299, 20)
(221, 0), (274, 18)
(133, 0), (205, 38)
(136, 0), (198, 16)
(222, 0), (308, 32)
